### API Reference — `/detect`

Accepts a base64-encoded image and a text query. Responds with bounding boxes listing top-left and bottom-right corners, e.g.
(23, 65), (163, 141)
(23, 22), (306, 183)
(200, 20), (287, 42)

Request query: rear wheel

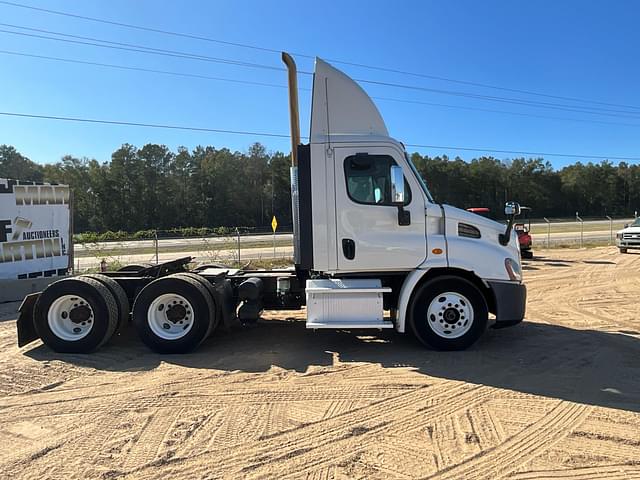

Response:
(34, 277), (119, 353)
(132, 276), (215, 353)
(169, 273), (218, 334)
(408, 277), (488, 351)
(81, 274), (130, 330)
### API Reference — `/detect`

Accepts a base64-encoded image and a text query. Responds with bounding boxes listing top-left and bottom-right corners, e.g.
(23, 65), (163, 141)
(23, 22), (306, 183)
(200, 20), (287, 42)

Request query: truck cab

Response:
(616, 217), (640, 253)
(286, 54), (526, 349)
(16, 53), (526, 355)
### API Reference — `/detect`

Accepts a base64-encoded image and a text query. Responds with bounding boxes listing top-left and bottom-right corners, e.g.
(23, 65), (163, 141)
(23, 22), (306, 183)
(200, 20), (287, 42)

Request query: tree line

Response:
(1, 143), (638, 234)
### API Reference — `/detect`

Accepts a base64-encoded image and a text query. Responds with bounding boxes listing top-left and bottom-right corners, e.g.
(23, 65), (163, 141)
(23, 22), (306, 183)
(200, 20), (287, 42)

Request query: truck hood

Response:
(442, 204), (507, 236)
(617, 225), (640, 234)
(439, 204), (522, 281)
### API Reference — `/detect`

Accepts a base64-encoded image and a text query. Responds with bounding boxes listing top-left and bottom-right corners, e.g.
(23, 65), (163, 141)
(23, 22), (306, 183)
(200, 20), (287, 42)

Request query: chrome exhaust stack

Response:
(281, 52), (300, 166)
(281, 52), (302, 265)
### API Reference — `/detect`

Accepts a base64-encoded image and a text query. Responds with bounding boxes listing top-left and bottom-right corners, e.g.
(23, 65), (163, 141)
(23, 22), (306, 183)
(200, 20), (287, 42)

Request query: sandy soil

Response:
(0, 247), (639, 479)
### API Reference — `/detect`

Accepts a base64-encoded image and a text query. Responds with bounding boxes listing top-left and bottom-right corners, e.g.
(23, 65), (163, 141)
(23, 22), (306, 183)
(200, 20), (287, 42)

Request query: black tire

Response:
(81, 274), (130, 330)
(169, 272), (218, 334)
(132, 276), (214, 353)
(619, 248), (627, 254)
(34, 276), (119, 353)
(521, 250), (533, 259)
(118, 263), (152, 272)
(408, 276), (488, 351)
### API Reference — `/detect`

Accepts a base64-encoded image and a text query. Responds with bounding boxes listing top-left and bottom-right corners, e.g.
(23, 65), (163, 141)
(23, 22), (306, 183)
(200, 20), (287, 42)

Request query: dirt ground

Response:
(1, 247), (639, 480)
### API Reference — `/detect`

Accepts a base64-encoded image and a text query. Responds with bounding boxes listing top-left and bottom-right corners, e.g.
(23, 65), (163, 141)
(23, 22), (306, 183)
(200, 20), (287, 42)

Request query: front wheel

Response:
(619, 248), (627, 254)
(408, 277), (488, 351)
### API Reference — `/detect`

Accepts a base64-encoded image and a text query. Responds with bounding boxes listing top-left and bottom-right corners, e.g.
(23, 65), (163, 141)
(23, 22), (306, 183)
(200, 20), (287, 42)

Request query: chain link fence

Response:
(531, 216), (636, 248)
(73, 226), (294, 273)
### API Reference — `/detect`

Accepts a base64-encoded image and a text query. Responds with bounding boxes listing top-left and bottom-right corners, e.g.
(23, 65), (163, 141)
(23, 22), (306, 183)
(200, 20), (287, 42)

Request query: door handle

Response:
(342, 239), (356, 260)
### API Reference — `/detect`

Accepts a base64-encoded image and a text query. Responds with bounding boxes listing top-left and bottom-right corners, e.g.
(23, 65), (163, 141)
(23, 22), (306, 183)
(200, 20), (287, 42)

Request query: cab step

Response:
(306, 320), (394, 329)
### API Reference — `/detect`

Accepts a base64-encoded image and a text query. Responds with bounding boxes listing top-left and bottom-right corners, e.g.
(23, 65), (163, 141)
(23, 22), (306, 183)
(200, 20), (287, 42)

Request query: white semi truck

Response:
(16, 53), (526, 354)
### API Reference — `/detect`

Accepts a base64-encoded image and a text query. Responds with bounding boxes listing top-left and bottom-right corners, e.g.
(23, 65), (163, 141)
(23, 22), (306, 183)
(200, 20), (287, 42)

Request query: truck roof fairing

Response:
(310, 58), (389, 143)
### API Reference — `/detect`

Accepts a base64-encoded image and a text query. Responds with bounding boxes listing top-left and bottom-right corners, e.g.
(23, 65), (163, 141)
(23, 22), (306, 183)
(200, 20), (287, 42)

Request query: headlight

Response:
(505, 258), (522, 281)
(616, 233), (623, 239)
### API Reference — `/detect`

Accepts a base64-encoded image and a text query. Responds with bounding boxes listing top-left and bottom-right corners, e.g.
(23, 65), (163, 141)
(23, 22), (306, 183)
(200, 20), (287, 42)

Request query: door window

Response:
(344, 154), (411, 206)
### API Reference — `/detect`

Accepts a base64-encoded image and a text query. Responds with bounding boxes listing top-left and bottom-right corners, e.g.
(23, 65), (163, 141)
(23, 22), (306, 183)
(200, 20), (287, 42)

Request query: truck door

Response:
(334, 146), (427, 271)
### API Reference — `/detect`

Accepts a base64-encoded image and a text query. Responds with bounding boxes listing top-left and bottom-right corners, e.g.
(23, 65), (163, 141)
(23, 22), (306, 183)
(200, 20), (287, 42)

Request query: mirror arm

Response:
(500, 216), (515, 245)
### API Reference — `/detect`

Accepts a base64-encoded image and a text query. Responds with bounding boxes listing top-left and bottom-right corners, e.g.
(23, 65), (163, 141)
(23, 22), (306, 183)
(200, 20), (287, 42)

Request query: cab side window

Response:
(344, 154), (411, 206)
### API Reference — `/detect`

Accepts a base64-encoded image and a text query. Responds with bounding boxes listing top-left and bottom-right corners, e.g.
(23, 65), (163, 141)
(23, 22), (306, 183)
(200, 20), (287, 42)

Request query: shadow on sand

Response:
(24, 315), (640, 414)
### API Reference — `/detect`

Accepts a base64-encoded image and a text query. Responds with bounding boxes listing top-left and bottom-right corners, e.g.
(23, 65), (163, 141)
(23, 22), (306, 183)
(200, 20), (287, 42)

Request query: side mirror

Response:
(390, 165), (410, 226)
(390, 165), (405, 205)
(500, 201), (521, 246)
(504, 201), (521, 217)
(624, 224), (629, 229)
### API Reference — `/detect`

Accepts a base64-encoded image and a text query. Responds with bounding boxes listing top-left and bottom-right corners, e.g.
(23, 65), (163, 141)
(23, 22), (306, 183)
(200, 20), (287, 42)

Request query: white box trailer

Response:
(16, 53), (526, 354)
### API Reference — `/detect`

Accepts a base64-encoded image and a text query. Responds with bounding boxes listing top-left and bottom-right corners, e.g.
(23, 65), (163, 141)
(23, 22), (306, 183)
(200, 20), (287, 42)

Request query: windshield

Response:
(632, 218), (640, 227)
(404, 152), (435, 203)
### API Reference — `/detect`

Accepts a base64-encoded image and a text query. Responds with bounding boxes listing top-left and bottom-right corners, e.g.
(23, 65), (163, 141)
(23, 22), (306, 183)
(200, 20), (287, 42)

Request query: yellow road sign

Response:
(271, 216), (278, 232)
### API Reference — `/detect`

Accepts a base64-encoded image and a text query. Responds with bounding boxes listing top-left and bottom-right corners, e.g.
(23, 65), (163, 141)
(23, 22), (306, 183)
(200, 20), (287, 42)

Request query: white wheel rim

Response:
(147, 293), (194, 340)
(427, 292), (474, 339)
(47, 295), (94, 341)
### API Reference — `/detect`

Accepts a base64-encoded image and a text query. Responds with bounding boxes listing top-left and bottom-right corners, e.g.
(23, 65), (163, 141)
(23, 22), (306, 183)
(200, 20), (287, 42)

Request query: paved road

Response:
(74, 233), (294, 253)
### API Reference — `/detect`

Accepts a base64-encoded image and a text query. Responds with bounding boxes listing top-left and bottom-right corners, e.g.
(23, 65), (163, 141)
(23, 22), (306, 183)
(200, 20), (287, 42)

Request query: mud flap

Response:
(213, 278), (236, 332)
(17, 292), (41, 347)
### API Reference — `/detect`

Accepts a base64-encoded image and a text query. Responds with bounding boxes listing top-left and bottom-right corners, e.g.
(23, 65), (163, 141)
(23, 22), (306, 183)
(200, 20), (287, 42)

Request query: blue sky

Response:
(1, 0), (639, 168)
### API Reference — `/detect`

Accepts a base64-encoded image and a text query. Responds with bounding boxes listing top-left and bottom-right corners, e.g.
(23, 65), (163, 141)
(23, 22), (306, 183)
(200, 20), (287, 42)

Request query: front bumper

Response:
(488, 280), (526, 326)
(617, 240), (640, 249)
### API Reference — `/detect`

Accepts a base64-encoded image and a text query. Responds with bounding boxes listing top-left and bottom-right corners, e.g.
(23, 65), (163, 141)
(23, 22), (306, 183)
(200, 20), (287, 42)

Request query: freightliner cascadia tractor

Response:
(16, 53), (526, 354)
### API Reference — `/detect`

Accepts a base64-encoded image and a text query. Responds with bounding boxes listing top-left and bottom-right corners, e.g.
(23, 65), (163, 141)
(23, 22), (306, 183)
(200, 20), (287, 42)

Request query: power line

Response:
(325, 59), (640, 112)
(3, 23), (640, 120)
(6, 49), (640, 130)
(1, 110), (638, 161)
(0, 28), (295, 74)
(372, 95), (640, 128)
(0, 111), (297, 139)
(404, 143), (640, 161)
(0, 50), (291, 90)
(4, 48), (640, 130)
(353, 76), (640, 118)
(0, 0), (298, 56)
(2, 0), (638, 112)
(4, 27), (640, 122)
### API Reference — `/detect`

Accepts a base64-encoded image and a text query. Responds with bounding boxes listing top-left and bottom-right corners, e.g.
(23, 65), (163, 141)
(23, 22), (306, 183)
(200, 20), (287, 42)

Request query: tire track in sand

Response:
(423, 401), (592, 480)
